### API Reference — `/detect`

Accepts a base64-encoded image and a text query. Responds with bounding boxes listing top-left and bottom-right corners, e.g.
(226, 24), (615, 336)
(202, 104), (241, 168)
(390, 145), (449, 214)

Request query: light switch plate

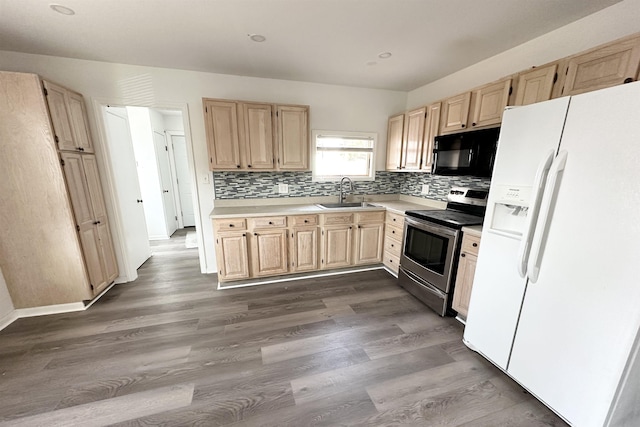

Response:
(203, 174), (210, 184)
(421, 184), (429, 195)
(278, 183), (289, 194)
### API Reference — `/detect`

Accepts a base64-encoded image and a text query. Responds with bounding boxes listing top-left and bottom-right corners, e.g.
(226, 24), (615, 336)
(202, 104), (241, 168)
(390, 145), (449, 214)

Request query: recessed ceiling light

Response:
(248, 34), (266, 43)
(366, 61), (377, 66)
(49, 3), (75, 15)
(378, 52), (392, 59)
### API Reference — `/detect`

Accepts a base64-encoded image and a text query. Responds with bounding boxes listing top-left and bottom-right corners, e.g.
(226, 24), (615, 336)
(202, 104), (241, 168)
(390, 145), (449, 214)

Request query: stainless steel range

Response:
(399, 187), (488, 316)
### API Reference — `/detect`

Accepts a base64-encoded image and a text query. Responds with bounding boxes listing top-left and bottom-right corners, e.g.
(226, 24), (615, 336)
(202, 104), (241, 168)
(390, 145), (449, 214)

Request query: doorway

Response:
(100, 104), (202, 282)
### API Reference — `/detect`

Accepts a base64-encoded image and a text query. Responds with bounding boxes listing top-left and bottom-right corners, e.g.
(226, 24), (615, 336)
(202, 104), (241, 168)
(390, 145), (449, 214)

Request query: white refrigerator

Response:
(464, 82), (640, 427)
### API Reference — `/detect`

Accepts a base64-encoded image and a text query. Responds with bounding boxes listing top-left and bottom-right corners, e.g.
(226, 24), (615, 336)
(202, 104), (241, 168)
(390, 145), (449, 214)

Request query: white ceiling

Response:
(0, 0), (621, 91)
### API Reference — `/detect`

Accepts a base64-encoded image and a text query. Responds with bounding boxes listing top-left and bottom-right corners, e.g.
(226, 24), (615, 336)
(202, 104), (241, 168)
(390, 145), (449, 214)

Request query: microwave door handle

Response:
(431, 151), (437, 174)
(516, 149), (555, 278)
(527, 150), (568, 283)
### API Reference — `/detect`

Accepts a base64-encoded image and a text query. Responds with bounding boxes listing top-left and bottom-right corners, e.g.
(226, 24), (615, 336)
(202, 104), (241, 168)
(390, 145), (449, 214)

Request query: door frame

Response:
(166, 130), (188, 229)
(91, 98), (206, 279)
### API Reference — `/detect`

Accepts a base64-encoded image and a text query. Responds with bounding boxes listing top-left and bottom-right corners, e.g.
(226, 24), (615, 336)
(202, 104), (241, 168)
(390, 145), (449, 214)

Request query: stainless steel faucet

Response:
(339, 176), (353, 204)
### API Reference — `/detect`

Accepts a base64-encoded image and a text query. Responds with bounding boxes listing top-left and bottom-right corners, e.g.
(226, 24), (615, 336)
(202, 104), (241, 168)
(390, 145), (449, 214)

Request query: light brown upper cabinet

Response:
(240, 102), (274, 170)
(559, 34), (640, 96)
(204, 98), (309, 171)
(441, 92), (472, 134)
(203, 99), (241, 170)
(421, 102), (441, 171)
(401, 107), (427, 170)
(514, 64), (558, 106)
(468, 78), (512, 129)
(276, 105), (309, 170)
(385, 113), (404, 171)
(43, 81), (94, 153)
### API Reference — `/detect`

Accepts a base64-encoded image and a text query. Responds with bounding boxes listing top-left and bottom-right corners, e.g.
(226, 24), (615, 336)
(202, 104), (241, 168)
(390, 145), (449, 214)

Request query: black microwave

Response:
(432, 127), (500, 177)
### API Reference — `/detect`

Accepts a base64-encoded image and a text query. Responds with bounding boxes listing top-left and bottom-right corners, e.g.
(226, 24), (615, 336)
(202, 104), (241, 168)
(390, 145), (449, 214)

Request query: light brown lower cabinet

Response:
(383, 211), (405, 274)
(452, 232), (481, 319)
(213, 211), (385, 282)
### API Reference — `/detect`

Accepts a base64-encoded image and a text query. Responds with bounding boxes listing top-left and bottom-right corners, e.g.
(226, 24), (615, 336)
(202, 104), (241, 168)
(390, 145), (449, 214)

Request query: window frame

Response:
(311, 130), (377, 182)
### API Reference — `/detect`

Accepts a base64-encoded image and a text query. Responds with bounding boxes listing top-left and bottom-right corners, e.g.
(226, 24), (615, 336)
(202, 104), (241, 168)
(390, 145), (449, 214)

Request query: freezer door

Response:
(464, 97), (570, 369)
(507, 82), (640, 427)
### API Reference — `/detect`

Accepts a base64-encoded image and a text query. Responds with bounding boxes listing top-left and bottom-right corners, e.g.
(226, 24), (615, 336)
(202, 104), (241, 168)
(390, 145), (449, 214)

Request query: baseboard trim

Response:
(0, 281), (117, 331)
(217, 266), (386, 290)
(0, 310), (18, 332)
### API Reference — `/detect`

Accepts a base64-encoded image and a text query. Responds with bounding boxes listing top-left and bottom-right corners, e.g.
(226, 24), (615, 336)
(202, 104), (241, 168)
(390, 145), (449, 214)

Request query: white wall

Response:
(0, 52), (407, 273)
(407, 0), (640, 108)
(162, 115), (184, 132)
(0, 267), (16, 329)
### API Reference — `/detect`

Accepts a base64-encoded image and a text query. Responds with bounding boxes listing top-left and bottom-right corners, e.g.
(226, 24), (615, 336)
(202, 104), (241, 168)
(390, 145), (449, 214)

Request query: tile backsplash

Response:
(213, 171), (490, 202)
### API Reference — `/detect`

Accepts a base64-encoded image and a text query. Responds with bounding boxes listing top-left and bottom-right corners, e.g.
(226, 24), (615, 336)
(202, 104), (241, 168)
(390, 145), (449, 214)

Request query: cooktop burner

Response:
(405, 209), (484, 229)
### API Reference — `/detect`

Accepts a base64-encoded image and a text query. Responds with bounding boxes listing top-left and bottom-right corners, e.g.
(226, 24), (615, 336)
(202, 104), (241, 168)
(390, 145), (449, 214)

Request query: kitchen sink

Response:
(316, 202), (377, 209)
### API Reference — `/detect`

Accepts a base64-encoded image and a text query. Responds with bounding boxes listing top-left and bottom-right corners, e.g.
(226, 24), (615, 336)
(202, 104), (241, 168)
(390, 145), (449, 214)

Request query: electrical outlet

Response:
(202, 174), (210, 184)
(278, 183), (289, 194)
(421, 184), (429, 195)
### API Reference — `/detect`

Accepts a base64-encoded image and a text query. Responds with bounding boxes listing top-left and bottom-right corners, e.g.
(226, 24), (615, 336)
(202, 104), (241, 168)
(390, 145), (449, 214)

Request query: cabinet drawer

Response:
(383, 250), (400, 273)
(322, 213), (354, 225)
(385, 223), (404, 242)
(461, 233), (481, 255)
(384, 237), (402, 257)
(249, 216), (287, 229)
(288, 214), (318, 227)
(386, 211), (405, 227)
(356, 211), (385, 223)
(214, 218), (247, 231)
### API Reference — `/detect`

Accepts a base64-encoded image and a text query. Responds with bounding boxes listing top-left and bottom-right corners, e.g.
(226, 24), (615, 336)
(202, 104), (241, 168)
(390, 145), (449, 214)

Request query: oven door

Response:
(400, 216), (460, 294)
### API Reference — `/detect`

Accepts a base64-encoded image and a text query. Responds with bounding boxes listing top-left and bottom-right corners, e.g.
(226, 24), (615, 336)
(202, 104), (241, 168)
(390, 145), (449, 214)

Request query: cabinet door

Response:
(68, 91), (95, 153)
(385, 114), (404, 171)
(276, 105), (309, 170)
(321, 225), (352, 269)
(290, 227), (318, 272)
(561, 35), (640, 96)
(97, 220), (119, 287)
(354, 223), (384, 265)
(216, 232), (250, 281)
(470, 79), (511, 128)
(452, 252), (477, 318)
(203, 100), (241, 170)
(514, 64), (558, 106)
(250, 229), (288, 277)
(43, 81), (76, 151)
(77, 225), (108, 295)
(401, 107), (426, 170)
(441, 92), (471, 134)
(242, 103), (274, 169)
(421, 103), (441, 171)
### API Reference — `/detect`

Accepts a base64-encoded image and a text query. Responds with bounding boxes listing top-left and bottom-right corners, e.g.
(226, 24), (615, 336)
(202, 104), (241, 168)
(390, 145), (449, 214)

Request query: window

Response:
(312, 130), (376, 181)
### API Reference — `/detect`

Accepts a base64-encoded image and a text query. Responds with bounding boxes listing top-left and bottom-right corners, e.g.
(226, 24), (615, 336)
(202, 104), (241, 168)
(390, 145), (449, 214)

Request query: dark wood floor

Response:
(0, 229), (568, 426)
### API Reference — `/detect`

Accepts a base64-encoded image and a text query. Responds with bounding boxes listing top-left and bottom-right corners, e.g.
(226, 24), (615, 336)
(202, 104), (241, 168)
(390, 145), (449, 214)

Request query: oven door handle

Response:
(404, 216), (458, 238)
(401, 267), (446, 298)
(516, 149), (555, 278)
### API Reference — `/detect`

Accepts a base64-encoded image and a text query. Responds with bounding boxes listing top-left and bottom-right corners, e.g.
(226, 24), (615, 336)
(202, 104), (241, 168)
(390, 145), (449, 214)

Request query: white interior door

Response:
(171, 134), (195, 227)
(153, 131), (178, 236)
(103, 107), (151, 271)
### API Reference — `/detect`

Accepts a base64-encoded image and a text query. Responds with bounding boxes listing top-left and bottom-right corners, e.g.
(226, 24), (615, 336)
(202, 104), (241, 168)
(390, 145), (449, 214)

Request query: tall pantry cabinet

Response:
(0, 71), (117, 309)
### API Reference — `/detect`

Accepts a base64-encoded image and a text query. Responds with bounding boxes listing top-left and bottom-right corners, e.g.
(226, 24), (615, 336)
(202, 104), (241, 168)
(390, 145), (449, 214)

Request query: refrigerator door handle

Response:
(527, 150), (568, 283)
(516, 149), (556, 278)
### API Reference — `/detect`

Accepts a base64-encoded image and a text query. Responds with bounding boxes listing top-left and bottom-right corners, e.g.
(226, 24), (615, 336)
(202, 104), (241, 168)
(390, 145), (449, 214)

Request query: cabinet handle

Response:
(358, 225), (361, 228)
(472, 243), (478, 247)
(472, 122), (477, 127)
(237, 165), (240, 168)
(268, 221), (273, 225)
(253, 233), (257, 236)
(304, 220), (308, 223)
(229, 224), (234, 227)
(391, 244), (394, 248)
(242, 233), (246, 237)
(349, 226), (352, 229)
(461, 124), (466, 128)
(392, 230), (395, 234)
(461, 253), (466, 257)
(393, 218), (396, 221)
(248, 165), (252, 168)
(624, 77), (634, 84)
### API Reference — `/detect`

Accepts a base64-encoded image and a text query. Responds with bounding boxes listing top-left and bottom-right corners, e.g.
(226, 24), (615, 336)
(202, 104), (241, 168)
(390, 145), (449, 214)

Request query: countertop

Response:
(210, 198), (444, 219)
(461, 225), (483, 238)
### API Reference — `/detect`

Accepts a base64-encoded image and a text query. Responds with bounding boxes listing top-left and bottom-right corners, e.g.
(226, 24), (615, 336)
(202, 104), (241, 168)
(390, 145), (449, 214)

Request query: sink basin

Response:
(316, 202), (376, 209)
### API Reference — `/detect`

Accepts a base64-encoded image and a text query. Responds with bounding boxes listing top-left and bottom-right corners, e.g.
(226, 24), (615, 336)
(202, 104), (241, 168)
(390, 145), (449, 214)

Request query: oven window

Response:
(404, 226), (449, 275)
